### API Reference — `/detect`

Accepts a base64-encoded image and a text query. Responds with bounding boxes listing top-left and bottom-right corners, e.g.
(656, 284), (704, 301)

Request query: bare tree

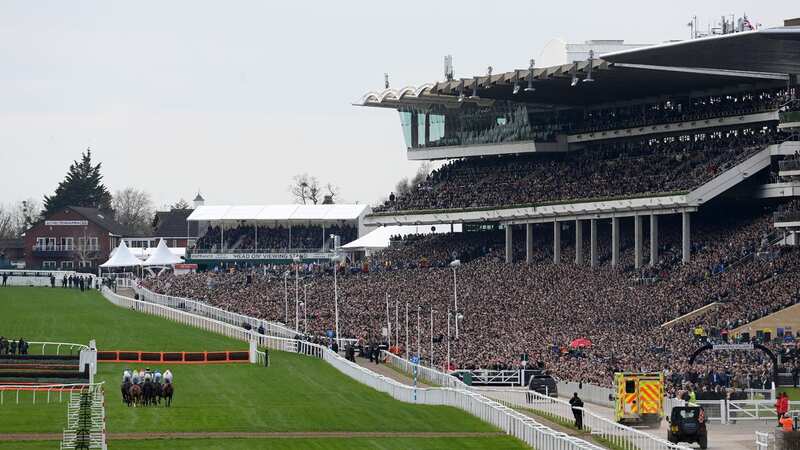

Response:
(289, 174), (323, 204)
(0, 206), (13, 240)
(112, 188), (155, 235)
(392, 163), (432, 198)
(172, 199), (191, 210)
(322, 183), (340, 204)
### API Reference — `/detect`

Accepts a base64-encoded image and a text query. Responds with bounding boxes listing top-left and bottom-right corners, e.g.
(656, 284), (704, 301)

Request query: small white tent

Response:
(100, 240), (142, 268)
(143, 239), (182, 266)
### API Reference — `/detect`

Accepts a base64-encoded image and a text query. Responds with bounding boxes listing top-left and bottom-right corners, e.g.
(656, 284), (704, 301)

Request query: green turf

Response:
(0, 436), (528, 450)
(0, 287), (527, 449)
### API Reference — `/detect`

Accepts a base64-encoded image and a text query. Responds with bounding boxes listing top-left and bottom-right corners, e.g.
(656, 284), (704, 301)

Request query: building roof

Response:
(358, 26), (799, 108)
(153, 209), (198, 237)
(65, 206), (128, 236)
(194, 193), (205, 202)
(187, 204), (369, 223)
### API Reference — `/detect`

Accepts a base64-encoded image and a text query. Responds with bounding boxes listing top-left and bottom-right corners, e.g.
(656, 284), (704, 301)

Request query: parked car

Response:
(667, 406), (707, 449)
(527, 371), (558, 397)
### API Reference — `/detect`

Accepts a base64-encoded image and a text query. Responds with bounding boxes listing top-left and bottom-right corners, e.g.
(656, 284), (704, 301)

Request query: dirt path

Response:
(0, 431), (505, 441)
(354, 357), (431, 388)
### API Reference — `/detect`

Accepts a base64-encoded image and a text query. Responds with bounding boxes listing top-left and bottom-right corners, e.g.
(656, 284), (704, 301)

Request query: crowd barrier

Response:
(133, 284), (359, 346)
(474, 388), (691, 450)
(382, 350), (468, 389)
(557, 381), (614, 408)
(0, 270), (77, 287)
(100, 287), (604, 450)
(97, 350), (250, 364)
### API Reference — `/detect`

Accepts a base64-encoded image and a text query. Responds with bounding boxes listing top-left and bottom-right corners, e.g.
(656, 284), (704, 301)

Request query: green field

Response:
(0, 287), (528, 449)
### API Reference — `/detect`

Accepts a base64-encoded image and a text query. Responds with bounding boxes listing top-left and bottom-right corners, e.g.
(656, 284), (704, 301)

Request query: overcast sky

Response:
(0, 1), (792, 209)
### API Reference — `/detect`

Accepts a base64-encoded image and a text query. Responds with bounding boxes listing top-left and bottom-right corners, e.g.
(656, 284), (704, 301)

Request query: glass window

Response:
(42, 261), (57, 269)
(625, 380), (636, 394)
(418, 112), (427, 147)
(61, 261), (74, 269)
(399, 111), (413, 148)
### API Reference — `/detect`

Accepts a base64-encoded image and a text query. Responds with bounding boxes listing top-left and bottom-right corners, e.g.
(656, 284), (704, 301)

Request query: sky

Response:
(0, 1), (793, 210)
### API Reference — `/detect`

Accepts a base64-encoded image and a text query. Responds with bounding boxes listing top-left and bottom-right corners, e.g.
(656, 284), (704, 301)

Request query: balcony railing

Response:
(32, 244), (99, 252)
(779, 159), (800, 172)
(189, 247), (328, 255)
(774, 211), (800, 223)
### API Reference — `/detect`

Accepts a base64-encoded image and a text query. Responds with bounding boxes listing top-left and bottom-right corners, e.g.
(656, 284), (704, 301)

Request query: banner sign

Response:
(45, 220), (88, 226)
(190, 252), (334, 261)
(712, 343), (754, 351)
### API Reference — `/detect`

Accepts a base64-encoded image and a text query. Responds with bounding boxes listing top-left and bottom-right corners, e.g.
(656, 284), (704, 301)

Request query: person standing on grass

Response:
(570, 392), (584, 430)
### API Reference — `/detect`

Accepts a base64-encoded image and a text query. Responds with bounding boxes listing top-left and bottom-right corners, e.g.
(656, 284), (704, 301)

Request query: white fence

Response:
(756, 430), (774, 450)
(0, 270), (77, 287)
(133, 285), (300, 339)
(382, 350), (468, 389)
(101, 288), (605, 450)
(558, 381), (615, 408)
(0, 383), (101, 405)
(475, 388), (691, 450)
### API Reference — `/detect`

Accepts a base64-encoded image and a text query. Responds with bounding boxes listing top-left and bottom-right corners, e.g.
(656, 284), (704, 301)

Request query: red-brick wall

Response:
(24, 209), (117, 271)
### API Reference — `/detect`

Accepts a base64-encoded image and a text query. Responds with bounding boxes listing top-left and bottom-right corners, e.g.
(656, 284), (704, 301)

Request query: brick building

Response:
(22, 206), (126, 271)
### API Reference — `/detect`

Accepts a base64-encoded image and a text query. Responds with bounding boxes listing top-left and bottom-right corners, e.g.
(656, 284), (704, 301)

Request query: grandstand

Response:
(139, 24), (800, 404)
(184, 204), (368, 266)
(360, 24), (800, 271)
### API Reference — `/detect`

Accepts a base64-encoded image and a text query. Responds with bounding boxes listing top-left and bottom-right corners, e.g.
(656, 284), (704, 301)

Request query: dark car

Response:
(527, 372), (558, 397)
(667, 406), (707, 449)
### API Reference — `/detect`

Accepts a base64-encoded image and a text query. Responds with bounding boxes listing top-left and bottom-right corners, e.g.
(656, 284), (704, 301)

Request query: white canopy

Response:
(187, 204), (368, 222)
(143, 239), (183, 266)
(100, 240), (142, 268)
(342, 225), (463, 250)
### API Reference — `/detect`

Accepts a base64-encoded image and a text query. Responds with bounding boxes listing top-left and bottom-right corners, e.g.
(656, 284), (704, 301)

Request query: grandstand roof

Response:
(359, 26), (798, 108)
(187, 204), (368, 223)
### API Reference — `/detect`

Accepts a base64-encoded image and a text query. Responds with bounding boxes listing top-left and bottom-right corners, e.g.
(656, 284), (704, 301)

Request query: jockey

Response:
(122, 369), (132, 383)
(131, 370), (141, 385)
(144, 368), (152, 382)
(163, 369), (173, 384)
(153, 369), (162, 383)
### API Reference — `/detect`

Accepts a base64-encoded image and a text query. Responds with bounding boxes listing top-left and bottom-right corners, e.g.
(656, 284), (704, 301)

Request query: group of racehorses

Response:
(121, 378), (174, 408)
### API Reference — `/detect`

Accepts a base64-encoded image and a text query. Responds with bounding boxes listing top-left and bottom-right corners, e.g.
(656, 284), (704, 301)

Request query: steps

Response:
(61, 386), (106, 450)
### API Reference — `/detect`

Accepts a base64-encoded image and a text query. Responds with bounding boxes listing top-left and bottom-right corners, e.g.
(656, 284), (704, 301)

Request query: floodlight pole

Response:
(417, 305), (421, 359)
(303, 284), (308, 334)
(294, 258), (300, 332)
(430, 309), (434, 368)
(385, 292), (391, 347)
(405, 302), (409, 360)
(283, 272), (288, 324)
(446, 307), (451, 371)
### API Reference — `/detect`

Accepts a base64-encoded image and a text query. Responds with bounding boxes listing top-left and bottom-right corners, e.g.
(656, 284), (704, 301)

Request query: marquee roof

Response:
(187, 204), (368, 222)
(100, 240), (142, 267)
(143, 239), (183, 266)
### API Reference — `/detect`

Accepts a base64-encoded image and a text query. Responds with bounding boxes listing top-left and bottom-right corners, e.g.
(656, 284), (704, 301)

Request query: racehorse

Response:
(152, 381), (163, 406)
(128, 383), (142, 407)
(120, 380), (131, 405)
(162, 382), (174, 407)
(142, 380), (153, 406)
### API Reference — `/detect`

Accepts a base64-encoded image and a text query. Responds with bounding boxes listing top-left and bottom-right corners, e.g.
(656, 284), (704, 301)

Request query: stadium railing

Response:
(133, 284), (299, 339)
(557, 381), (614, 408)
(382, 350), (467, 389)
(100, 287), (607, 450)
(133, 284), (359, 346)
(475, 388), (691, 450)
(24, 341), (90, 356)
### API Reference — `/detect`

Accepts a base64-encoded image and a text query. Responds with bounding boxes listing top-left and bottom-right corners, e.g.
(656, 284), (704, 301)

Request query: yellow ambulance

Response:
(613, 372), (664, 427)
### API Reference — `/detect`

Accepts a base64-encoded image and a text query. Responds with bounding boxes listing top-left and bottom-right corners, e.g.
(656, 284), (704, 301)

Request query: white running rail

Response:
(755, 430), (773, 450)
(382, 350), (467, 389)
(475, 388), (691, 450)
(100, 287), (603, 450)
(0, 383), (96, 405)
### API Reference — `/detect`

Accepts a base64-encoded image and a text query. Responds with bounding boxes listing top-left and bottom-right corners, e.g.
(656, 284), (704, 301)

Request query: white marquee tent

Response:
(143, 239), (183, 266)
(100, 240), (142, 268)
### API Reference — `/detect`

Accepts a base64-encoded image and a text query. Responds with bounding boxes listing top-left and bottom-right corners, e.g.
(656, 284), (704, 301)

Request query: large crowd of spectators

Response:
(377, 124), (783, 212)
(143, 205), (800, 394)
(194, 224), (357, 252)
